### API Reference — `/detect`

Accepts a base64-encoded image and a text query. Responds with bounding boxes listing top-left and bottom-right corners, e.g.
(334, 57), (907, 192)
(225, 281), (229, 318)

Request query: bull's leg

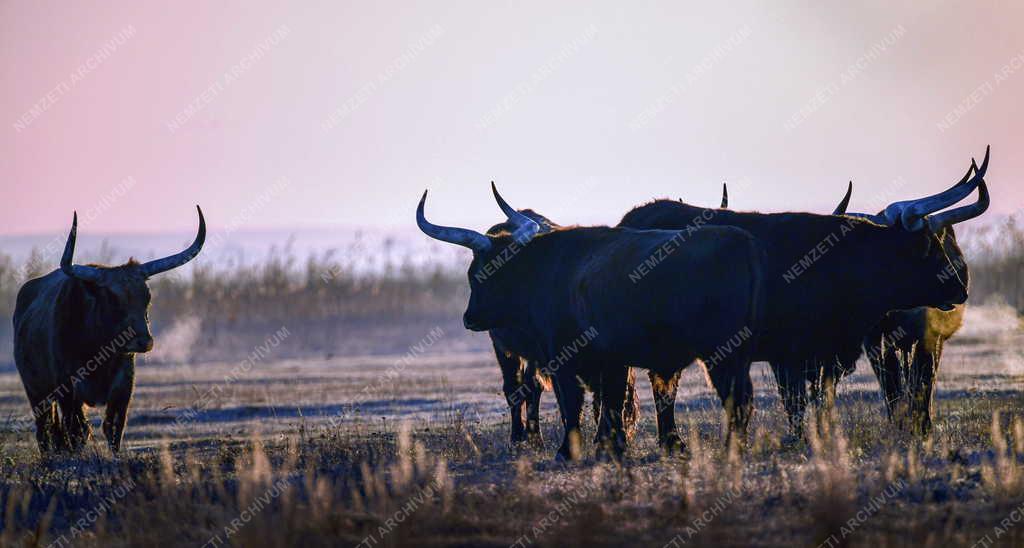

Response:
(495, 342), (528, 445)
(771, 362), (807, 443)
(30, 398), (61, 454)
(595, 366), (629, 462)
(867, 337), (904, 422)
(524, 361), (545, 447)
(58, 396), (92, 452)
(103, 402), (129, 454)
(872, 338), (897, 419)
(621, 368), (640, 444)
(707, 358), (754, 447)
(551, 369), (584, 462)
(811, 363), (838, 437)
(894, 348), (916, 430)
(590, 369), (639, 444)
(102, 364), (135, 454)
(909, 345), (939, 437)
(46, 402), (67, 453)
(649, 369), (684, 454)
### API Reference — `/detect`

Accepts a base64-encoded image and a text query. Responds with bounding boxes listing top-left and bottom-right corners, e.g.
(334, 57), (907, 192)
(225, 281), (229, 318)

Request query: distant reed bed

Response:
(0, 244), (471, 364)
(1, 218), (1022, 363)
(962, 217), (1024, 313)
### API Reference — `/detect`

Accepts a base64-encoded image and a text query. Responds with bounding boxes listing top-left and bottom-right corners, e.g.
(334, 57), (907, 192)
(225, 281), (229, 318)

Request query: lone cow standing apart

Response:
(13, 207), (206, 454)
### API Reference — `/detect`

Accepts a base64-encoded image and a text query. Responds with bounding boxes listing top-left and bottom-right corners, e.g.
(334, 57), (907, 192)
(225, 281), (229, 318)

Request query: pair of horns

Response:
(417, 183), (540, 252)
(720, 181), (844, 213)
(61, 206), (206, 282)
(839, 146), (991, 232)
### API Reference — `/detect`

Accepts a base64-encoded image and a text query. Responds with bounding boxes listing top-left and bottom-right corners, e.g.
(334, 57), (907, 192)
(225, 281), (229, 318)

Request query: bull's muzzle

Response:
(125, 335), (154, 353)
(462, 313), (487, 332)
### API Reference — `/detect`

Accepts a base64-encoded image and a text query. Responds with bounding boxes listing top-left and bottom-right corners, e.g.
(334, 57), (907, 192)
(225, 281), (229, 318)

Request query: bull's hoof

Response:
(510, 431), (528, 445)
(624, 426), (639, 444)
(659, 434), (687, 456)
(555, 441), (582, 462)
(780, 432), (806, 450)
(909, 417), (933, 438)
(595, 431), (627, 464)
(527, 431), (544, 449)
(595, 444), (625, 464)
(554, 430), (582, 462)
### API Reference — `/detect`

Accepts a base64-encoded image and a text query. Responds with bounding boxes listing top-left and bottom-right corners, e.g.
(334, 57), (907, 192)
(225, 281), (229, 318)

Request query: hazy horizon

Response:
(3, 1), (1022, 237)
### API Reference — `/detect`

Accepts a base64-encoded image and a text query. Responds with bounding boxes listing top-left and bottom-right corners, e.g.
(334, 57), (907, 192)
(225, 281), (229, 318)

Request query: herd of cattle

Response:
(10, 147), (991, 461)
(418, 147), (991, 461)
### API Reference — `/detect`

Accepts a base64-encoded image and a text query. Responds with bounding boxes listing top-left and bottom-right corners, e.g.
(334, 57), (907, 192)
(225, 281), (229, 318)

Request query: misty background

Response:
(2, 1), (1022, 237)
(2, 1), (1023, 367)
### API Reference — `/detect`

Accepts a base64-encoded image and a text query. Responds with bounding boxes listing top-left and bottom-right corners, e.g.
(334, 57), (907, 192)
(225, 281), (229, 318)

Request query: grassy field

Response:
(0, 224), (1022, 547)
(0, 304), (1022, 547)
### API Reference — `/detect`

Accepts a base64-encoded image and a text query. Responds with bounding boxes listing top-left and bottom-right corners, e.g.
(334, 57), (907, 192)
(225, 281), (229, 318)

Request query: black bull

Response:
(419, 187), (764, 460)
(486, 211), (659, 451)
(493, 202), (979, 451)
(13, 208), (205, 454)
(489, 190), (734, 451)
(486, 152), (988, 451)
(619, 156), (988, 437)
(834, 185), (970, 435)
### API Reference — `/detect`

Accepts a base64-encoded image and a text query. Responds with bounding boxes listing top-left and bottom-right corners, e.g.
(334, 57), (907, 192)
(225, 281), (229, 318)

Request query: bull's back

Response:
(578, 227), (762, 360)
(651, 227), (762, 352)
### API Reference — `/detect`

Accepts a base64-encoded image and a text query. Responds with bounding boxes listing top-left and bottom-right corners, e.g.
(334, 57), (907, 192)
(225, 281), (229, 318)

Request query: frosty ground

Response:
(0, 305), (1022, 547)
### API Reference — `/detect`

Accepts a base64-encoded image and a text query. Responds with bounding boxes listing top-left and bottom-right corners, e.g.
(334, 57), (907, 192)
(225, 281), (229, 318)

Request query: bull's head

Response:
(417, 183), (541, 332)
(485, 209), (557, 238)
(836, 148), (991, 311)
(60, 206), (206, 353)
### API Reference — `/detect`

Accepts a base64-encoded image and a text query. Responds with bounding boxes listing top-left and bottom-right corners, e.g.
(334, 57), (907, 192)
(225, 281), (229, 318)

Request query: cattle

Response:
(833, 162), (982, 435)
(490, 319), (641, 447)
(13, 207), (206, 454)
(493, 185), (733, 453)
(487, 210), (646, 449)
(418, 184), (764, 460)
(863, 306), (964, 435)
(619, 149), (990, 439)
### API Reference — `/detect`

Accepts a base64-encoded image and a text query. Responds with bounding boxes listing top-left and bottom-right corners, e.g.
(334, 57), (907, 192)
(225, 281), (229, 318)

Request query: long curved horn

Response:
(491, 182), (540, 245)
(894, 147), (988, 230)
(928, 175), (990, 231)
(60, 212), (103, 282)
(833, 181), (853, 215)
(720, 183), (728, 208)
(416, 191), (491, 252)
(140, 206), (207, 277)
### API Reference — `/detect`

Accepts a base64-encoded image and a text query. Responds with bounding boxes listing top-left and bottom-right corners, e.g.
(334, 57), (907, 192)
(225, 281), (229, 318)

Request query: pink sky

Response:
(1, 1), (1021, 237)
